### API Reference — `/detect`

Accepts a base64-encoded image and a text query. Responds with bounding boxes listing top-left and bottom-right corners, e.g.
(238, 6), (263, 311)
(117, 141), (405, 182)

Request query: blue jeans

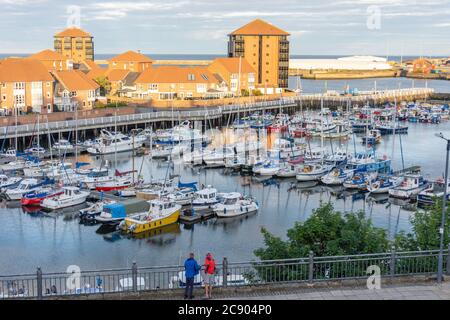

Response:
(185, 277), (194, 299)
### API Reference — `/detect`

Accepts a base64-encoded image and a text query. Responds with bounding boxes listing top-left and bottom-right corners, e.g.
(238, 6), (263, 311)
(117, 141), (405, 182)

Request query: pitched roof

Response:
(109, 51), (153, 63)
(54, 70), (100, 91)
(211, 57), (256, 74)
(229, 19), (289, 36)
(83, 60), (103, 71)
(0, 58), (53, 82)
(136, 66), (218, 84)
(122, 72), (141, 86)
(106, 69), (130, 82)
(55, 27), (92, 38)
(28, 49), (66, 61)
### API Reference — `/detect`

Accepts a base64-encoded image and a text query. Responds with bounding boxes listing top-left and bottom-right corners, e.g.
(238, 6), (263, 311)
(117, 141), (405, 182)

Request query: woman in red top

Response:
(203, 253), (216, 299)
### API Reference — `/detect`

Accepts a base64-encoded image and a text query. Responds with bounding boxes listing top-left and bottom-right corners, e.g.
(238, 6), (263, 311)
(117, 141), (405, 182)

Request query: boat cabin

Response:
(400, 175), (425, 189)
(195, 188), (217, 200)
(221, 193), (241, 205)
(62, 187), (83, 197)
(150, 199), (177, 213)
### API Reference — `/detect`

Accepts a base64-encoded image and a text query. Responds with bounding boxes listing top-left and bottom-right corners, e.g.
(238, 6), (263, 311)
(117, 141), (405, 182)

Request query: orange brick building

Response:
(108, 51), (153, 72)
(228, 19), (290, 92)
(208, 57), (256, 95)
(28, 49), (73, 71)
(54, 27), (94, 62)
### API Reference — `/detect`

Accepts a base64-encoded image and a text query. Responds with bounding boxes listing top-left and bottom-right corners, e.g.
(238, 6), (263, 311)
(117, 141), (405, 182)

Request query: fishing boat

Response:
(296, 164), (333, 182)
(320, 122), (351, 139)
(362, 130), (382, 145)
(343, 172), (378, 190)
(4, 178), (54, 201)
(367, 176), (403, 194)
(214, 193), (259, 218)
(417, 179), (450, 206)
(0, 174), (22, 192)
(321, 168), (354, 186)
(376, 123), (408, 135)
(20, 188), (64, 206)
(79, 200), (116, 223)
(120, 199), (181, 234)
(325, 148), (351, 165)
(96, 199), (151, 224)
(41, 186), (90, 210)
(388, 174), (429, 199)
(192, 187), (221, 211)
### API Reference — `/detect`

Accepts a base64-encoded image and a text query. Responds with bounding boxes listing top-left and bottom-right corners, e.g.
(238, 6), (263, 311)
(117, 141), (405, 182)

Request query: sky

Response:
(0, 0), (450, 56)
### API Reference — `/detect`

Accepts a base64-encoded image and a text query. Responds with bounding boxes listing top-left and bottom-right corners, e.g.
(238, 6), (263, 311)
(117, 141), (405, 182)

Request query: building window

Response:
(188, 74), (195, 81)
(47, 82), (51, 87)
(1, 83), (6, 88)
(14, 82), (25, 90)
(231, 73), (238, 79)
(14, 95), (25, 105)
(149, 84), (158, 91)
(47, 92), (51, 98)
(2, 95), (6, 101)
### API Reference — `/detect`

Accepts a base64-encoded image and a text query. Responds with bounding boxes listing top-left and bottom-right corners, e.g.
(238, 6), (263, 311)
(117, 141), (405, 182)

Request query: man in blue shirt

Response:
(184, 252), (200, 299)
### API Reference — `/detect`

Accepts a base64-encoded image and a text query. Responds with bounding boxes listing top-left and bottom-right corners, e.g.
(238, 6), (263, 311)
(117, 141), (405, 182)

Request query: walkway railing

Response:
(0, 87), (435, 138)
(1, 247), (448, 299)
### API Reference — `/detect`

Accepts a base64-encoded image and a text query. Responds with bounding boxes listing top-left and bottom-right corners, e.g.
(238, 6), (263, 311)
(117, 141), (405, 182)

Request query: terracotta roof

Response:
(0, 58), (53, 82)
(106, 69), (130, 82)
(54, 70), (100, 91)
(83, 60), (103, 71)
(109, 51), (153, 63)
(229, 19), (289, 36)
(86, 68), (107, 81)
(28, 49), (66, 61)
(136, 66), (218, 84)
(210, 57), (256, 74)
(55, 27), (92, 38)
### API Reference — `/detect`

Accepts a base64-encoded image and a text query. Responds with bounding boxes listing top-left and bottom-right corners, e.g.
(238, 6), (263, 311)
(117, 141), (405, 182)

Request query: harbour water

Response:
(1, 120), (450, 275)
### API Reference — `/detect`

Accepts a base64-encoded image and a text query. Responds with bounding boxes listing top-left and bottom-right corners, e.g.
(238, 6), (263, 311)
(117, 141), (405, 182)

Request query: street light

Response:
(436, 132), (450, 283)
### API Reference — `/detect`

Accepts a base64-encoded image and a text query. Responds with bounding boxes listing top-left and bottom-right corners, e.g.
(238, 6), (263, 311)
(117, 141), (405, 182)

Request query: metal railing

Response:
(1, 247), (448, 299)
(0, 87), (435, 138)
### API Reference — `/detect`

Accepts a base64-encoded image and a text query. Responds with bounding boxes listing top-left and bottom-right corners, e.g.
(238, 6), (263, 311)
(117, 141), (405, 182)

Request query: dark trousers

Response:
(185, 277), (194, 299)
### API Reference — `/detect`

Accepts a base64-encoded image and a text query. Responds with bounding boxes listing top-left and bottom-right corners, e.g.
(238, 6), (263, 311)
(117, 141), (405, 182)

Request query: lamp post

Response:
(436, 132), (450, 283)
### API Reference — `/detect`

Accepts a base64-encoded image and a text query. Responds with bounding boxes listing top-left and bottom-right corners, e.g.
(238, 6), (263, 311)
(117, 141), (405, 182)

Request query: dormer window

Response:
(188, 74), (195, 81)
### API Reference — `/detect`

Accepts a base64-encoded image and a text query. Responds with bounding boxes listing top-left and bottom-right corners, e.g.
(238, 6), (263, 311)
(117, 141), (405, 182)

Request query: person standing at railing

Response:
(184, 252), (200, 300)
(203, 253), (216, 299)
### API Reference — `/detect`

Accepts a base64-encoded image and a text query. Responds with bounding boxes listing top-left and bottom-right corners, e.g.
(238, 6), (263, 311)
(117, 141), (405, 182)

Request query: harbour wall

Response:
(290, 69), (399, 79)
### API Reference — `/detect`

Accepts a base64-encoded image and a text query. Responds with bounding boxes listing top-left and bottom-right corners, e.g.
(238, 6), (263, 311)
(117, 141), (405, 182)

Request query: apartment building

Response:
(28, 49), (73, 71)
(134, 66), (228, 100)
(228, 19), (290, 92)
(54, 27), (94, 63)
(208, 57), (256, 95)
(52, 70), (100, 111)
(0, 58), (54, 114)
(108, 51), (153, 72)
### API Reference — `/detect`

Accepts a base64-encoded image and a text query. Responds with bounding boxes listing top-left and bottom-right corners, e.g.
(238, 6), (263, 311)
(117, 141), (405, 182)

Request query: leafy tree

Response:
(95, 76), (111, 96)
(395, 198), (450, 251)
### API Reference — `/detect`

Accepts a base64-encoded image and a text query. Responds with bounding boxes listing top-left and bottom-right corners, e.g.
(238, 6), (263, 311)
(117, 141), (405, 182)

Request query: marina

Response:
(0, 98), (449, 275)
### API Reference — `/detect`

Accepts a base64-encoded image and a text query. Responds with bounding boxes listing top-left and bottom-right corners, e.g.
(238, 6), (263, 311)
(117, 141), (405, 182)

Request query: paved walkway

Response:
(221, 283), (450, 300)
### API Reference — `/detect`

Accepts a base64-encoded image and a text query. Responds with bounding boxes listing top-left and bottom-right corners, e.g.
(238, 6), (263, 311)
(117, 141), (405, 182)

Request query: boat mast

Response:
(114, 101), (118, 172)
(391, 97), (397, 164)
(75, 102), (78, 166)
(14, 103), (18, 152)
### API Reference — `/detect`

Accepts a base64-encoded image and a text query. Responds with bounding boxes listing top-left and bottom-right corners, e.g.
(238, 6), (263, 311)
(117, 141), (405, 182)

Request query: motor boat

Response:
(41, 186), (90, 210)
(258, 160), (281, 177)
(367, 176), (403, 194)
(417, 179), (450, 206)
(53, 139), (75, 154)
(96, 199), (150, 224)
(79, 200), (116, 223)
(389, 174), (429, 199)
(304, 148), (326, 163)
(192, 187), (221, 211)
(270, 139), (304, 160)
(296, 164), (333, 182)
(120, 199), (181, 234)
(87, 130), (145, 155)
(362, 130), (382, 145)
(325, 149), (351, 165)
(0, 174), (22, 192)
(213, 193), (259, 218)
(343, 172), (378, 190)
(4, 178), (54, 201)
(321, 168), (354, 186)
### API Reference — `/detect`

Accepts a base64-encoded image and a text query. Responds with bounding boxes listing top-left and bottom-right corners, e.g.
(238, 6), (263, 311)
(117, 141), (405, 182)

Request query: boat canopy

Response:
(76, 162), (90, 169)
(178, 181), (198, 191)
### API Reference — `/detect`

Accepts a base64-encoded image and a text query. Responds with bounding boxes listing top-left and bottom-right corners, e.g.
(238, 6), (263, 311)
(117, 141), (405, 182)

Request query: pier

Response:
(0, 88), (434, 141)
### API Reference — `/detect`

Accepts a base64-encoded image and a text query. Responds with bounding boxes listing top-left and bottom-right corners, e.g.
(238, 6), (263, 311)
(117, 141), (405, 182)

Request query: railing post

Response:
(222, 257), (228, 287)
(132, 261), (138, 293)
(308, 251), (314, 284)
(36, 267), (43, 300)
(446, 244), (450, 276)
(390, 246), (396, 277)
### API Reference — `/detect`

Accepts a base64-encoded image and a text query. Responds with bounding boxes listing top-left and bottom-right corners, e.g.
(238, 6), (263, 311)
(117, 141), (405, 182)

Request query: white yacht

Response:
(321, 168), (354, 185)
(41, 187), (90, 210)
(87, 130), (145, 155)
(214, 193), (259, 218)
(389, 175), (429, 199)
(5, 178), (43, 200)
(0, 175), (22, 192)
(192, 187), (221, 211)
